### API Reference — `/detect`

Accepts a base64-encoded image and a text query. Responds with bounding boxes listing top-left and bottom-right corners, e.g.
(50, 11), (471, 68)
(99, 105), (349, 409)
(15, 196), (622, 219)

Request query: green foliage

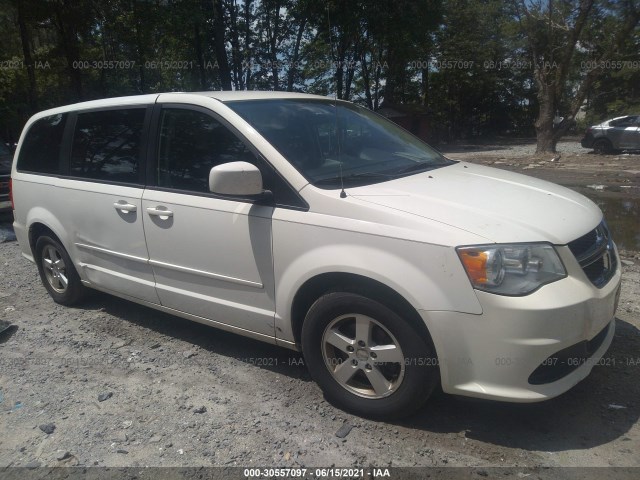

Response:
(0, 0), (636, 145)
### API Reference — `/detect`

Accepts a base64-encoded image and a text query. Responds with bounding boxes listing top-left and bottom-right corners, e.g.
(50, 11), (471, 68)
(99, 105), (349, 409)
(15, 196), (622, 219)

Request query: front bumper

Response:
(421, 245), (622, 402)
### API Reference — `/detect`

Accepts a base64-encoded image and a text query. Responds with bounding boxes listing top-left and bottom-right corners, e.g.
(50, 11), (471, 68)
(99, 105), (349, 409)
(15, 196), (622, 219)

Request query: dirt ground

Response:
(1, 139), (639, 474)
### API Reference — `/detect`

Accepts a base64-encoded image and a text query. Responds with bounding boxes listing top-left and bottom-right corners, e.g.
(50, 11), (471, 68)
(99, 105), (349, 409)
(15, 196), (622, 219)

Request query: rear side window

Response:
(70, 108), (146, 184)
(609, 116), (638, 127)
(17, 114), (67, 174)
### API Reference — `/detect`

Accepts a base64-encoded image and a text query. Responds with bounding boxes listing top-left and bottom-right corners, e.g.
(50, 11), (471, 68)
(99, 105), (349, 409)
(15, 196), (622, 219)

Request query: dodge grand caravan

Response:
(11, 92), (621, 418)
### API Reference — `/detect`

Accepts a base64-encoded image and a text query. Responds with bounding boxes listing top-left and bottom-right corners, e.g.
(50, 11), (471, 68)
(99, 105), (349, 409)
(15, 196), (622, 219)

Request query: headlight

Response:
(456, 243), (566, 295)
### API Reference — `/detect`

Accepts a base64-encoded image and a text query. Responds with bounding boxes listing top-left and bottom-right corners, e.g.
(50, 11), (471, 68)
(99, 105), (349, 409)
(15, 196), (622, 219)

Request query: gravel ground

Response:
(1, 141), (640, 474)
(441, 139), (588, 157)
(442, 138), (640, 200)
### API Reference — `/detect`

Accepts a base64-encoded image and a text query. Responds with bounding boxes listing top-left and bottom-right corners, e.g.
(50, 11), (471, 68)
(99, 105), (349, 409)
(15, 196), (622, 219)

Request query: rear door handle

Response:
(113, 202), (137, 213)
(146, 206), (173, 217)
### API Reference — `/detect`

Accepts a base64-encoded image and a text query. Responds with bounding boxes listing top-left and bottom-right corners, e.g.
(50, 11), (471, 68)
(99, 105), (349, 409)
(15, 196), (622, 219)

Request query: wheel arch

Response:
(290, 272), (435, 352)
(593, 137), (614, 153)
(28, 220), (67, 259)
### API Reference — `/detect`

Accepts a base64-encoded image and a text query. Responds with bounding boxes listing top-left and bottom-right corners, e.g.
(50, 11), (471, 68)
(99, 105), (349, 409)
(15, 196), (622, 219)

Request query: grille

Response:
(568, 222), (616, 288)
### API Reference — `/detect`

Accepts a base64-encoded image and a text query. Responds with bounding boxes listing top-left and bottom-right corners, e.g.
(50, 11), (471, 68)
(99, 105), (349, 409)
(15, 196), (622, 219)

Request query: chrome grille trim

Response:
(568, 222), (617, 288)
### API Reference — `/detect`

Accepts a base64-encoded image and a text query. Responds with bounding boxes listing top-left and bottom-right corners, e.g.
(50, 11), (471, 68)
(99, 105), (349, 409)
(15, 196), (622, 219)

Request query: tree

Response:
(429, 0), (531, 141)
(513, 0), (640, 153)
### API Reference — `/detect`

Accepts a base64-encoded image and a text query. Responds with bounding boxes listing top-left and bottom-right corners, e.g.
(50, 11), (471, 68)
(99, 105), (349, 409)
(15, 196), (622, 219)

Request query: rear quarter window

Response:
(609, 116), (638, 127)
(16, 113), (68, 174)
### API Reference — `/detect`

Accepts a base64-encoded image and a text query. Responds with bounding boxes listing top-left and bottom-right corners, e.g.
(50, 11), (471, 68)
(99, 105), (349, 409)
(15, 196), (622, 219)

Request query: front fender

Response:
(272, 219), (482, 344)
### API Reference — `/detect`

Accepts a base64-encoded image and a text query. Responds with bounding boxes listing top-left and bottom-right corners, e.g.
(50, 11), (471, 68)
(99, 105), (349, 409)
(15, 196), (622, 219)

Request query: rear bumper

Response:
(581, 136), (594, 148)
(421, 245), (622, 402)
(12, 220), (34, 261)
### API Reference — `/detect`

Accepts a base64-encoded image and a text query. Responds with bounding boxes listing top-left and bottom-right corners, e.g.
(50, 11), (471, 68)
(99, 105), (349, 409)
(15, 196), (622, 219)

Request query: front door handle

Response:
(146, 206), (173, 217)
(113, 202), (137, 213)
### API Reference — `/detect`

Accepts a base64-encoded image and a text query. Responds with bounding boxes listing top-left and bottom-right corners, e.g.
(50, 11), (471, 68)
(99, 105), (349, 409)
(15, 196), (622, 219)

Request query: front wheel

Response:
(301, 292), (439, 419)
(35, 235), (87, 306)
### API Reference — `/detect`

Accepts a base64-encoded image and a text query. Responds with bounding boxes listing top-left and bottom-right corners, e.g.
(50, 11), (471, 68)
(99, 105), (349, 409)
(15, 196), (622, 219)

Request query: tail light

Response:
(9, 178), (14, 210)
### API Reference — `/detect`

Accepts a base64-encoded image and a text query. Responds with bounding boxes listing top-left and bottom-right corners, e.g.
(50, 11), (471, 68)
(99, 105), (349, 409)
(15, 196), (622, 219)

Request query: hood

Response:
(347, 162), (602, 245)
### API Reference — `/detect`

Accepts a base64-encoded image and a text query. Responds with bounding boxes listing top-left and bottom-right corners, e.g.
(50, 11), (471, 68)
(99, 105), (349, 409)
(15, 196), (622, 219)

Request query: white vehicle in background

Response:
(10, 92), (621, 418)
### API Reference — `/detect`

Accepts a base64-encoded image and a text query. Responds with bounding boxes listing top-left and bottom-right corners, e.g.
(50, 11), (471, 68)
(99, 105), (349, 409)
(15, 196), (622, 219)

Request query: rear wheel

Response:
(35, 235), (86, 306)
(301, 292), (439, 419)
(593, 138), (613, 154)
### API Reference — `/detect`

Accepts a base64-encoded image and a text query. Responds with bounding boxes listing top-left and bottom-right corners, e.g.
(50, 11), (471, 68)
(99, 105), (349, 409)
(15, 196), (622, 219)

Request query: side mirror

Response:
(209, 161), (266, 197)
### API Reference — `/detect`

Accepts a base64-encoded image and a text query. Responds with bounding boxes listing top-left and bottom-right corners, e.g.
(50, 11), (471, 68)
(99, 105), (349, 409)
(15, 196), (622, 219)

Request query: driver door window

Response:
(157, 108), (256, 193)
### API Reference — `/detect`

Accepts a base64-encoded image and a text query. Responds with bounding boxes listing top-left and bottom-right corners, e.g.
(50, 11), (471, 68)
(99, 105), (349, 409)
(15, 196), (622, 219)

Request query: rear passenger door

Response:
(142, 105), (276, 336)
(61, 106), (159, 304)
(610, 116), (639, 149)
(631, 116), (640, 149)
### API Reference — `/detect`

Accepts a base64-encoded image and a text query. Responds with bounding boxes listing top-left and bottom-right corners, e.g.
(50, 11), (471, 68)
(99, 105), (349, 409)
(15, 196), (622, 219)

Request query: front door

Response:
(142, 106), (276, 336)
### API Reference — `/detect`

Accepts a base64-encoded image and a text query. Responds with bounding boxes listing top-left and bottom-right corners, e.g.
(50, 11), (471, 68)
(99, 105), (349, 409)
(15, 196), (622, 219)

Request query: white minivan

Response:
(11, 92), (621, 418)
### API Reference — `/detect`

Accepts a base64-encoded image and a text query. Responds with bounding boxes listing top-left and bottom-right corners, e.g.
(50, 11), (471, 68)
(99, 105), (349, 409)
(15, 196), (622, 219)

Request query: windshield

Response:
(226, 99), (452, 188)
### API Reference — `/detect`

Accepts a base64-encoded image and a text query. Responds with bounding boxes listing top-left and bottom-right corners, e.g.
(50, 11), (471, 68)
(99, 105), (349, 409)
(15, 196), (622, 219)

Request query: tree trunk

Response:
(286, 17), (306, 92)
(194, 23), (207, 90)
(212, 0), (232, 90)
(133, 2), (146, 93)
(534, 83), (557, 153)
(16, 1), (37, 111)
(421, 68), (429, 107)
(53, 4), (83, 99)
(335, 41), (345, 99)
(361, 51), (373, 110)
(266, 2), (281, 91)
(228, 0), (243, 90)
(373, 52), (381, 110)
(244, 0), (252, 89)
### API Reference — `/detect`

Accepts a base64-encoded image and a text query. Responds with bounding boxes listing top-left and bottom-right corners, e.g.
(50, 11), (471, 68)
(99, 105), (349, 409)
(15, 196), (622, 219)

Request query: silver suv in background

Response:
(581, 114), (640, 153)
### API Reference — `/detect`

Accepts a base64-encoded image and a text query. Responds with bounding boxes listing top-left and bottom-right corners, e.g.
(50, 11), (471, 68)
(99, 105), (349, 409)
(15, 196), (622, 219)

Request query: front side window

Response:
(226, 99), (452, 188)
(17, 114), (67, 174)
(157, 108), (256, 193)
(70, 108), (146, 183)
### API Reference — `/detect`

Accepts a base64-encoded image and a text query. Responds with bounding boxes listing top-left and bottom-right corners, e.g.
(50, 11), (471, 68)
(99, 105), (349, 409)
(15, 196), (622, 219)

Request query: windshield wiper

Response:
(315, 171), (393, 186)
(391, 161), (440, 175)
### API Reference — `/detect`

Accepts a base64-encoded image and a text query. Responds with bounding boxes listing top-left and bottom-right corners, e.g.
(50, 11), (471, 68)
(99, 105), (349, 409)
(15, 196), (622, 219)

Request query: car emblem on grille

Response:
(595, 224), (607, 247)
(602, 249), (611, 271)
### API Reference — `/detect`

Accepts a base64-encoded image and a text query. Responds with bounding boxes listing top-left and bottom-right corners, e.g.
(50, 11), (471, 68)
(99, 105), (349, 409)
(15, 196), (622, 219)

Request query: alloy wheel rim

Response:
(42, 245), (68, 293)
(321, 313), (405, 399)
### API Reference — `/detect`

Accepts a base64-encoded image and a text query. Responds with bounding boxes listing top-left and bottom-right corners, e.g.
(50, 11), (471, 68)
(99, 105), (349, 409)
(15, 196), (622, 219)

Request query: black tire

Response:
(35, 235), (87, 306)
(593, 138), (613, 154)
(301, 292), (439, 419)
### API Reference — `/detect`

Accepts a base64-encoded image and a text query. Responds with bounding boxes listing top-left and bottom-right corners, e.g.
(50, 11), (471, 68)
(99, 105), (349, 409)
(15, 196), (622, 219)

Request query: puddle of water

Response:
(585, 195), (640, 251)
